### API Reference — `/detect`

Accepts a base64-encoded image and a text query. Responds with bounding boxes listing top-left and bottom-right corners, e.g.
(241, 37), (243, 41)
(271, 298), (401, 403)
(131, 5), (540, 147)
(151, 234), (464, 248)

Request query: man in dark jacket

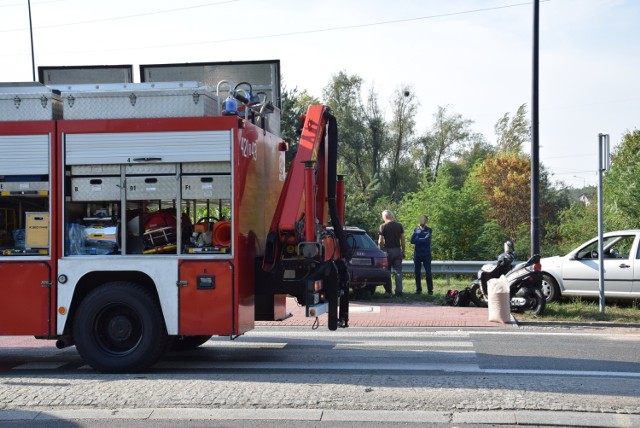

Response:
(411, 215), (433, 295)
(378, 210), (405, 296)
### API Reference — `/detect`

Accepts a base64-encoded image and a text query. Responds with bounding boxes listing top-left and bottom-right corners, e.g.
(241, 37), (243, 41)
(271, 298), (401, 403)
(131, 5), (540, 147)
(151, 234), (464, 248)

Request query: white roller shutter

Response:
(65, 130), (231, 165)
(0, 134), (49, 175)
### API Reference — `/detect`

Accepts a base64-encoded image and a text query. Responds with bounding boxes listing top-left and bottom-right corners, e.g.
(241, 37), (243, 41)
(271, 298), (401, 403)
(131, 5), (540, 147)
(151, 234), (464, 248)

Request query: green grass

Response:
(352, 275), (640, 324)
(519, 297), (640, 323)
(351, 276), (471, 305)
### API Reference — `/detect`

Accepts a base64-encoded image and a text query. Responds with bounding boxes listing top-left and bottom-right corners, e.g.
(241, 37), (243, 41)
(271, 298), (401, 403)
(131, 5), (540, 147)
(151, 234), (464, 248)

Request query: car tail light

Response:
(375, 256), (388, 269)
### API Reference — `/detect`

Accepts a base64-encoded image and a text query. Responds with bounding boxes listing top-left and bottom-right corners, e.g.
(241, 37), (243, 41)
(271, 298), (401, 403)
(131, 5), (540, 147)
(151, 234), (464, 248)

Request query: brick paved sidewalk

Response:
(256, 297), (512, 328)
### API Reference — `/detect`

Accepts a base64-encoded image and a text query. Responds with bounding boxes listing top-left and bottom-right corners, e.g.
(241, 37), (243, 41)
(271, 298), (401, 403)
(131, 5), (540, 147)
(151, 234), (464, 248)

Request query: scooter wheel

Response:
(523, 288), (546, 316)
(470, 283), (488, 308)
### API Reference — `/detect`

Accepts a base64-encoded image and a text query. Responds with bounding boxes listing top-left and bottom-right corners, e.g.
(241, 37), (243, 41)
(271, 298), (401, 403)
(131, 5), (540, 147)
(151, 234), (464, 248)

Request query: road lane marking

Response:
(201, 341), (288, 348)
(348, 306), (381, 313)
(333, 341), (473, 348)
(150, 361), (482, 371)
(199, 340), (473, 349)
(10, 360), (639, 379)
(236, 330), (471, 338)
(481, 368), (640, 378)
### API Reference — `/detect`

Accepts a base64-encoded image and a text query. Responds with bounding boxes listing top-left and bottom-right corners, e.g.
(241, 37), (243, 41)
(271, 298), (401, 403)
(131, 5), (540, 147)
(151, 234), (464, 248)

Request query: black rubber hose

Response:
(324, 110), (351, 260)
(325, 109), (350, 328)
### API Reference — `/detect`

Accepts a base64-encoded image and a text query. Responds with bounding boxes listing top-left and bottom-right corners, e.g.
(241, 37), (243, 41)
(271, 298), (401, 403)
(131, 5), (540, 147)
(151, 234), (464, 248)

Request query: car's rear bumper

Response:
(349, 267), (391, 287)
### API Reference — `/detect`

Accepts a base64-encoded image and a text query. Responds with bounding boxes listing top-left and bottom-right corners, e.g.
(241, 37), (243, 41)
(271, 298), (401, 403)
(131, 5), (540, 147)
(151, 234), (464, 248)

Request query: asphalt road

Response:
(1, 326), (639, 426)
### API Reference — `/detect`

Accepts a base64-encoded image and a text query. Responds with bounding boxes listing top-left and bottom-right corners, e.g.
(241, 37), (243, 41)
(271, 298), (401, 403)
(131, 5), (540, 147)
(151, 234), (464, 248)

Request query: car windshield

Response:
(348, 232), (378, 250)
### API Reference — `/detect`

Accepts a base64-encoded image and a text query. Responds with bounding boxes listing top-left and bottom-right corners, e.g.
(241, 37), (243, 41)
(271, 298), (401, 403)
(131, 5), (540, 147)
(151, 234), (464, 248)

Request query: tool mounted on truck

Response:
(262, 105), (351, 331)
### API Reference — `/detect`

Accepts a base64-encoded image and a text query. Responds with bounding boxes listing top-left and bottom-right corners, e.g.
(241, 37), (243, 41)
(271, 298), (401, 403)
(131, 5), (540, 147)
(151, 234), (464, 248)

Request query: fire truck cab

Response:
(0, 62), (350, 372)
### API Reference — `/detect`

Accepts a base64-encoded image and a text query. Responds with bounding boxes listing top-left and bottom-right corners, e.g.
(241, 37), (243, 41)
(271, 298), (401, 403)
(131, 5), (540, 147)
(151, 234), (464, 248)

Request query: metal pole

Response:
(28, 0), (36, 81)
(530, 0), (541, 257)
(597, 133), (610, 314)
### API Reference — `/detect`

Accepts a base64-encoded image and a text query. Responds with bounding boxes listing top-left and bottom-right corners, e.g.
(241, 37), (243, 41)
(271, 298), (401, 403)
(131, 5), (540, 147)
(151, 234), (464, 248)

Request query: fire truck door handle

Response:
(132, 157), (162, 162)
(41, 281), (52, 288)
(177, 280), (188, 287)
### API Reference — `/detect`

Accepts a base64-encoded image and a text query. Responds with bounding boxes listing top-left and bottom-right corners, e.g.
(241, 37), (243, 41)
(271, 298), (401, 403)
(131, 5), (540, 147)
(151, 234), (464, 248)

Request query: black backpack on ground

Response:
(451, 288), (471, 307)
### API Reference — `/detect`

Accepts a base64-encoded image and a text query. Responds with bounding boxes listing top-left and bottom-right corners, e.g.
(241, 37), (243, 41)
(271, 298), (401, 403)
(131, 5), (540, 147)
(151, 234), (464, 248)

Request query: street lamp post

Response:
(531, 0), (541, 257)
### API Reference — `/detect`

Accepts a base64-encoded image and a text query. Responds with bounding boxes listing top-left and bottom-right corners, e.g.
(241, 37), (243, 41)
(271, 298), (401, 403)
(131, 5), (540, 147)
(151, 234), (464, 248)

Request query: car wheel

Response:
(541, 274), (560, 302)
(470, 283), (488, 308)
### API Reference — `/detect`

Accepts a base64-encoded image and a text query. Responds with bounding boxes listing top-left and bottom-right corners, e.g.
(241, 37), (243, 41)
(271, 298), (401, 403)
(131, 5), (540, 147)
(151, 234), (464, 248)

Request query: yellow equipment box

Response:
(25, 212), (49, 249)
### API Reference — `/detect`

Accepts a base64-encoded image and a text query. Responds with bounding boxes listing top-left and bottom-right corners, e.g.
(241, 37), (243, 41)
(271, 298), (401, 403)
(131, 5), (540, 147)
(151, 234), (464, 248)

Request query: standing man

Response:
(411, 215), (433, 295)
(378, 210), (405, 297)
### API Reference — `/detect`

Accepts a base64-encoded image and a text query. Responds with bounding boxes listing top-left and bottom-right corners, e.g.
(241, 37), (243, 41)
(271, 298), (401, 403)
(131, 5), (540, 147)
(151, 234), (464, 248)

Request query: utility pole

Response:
(28, 0), (36, 81)
(531, 0), (541, 256)
(597, 133), (610, 314)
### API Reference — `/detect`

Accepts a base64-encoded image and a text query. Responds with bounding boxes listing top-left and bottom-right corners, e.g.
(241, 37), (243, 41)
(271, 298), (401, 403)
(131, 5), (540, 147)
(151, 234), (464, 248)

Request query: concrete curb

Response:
(515, 320), (640, 329)
(2, 408), (639, 427)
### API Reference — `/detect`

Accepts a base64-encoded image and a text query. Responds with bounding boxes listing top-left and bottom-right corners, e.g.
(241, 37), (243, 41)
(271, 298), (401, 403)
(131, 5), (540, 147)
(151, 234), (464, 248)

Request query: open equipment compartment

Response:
(59, 84), (233, 257)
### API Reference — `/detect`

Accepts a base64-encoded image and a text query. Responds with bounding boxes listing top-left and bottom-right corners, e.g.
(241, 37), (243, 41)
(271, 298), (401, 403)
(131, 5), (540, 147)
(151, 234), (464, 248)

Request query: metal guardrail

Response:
(401, 260), (491, 284)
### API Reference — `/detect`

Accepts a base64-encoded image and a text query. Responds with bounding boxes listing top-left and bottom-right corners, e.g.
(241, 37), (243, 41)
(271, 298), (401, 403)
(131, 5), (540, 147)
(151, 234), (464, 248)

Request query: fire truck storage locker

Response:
(125, 175), (177, 201)
(63, 125), (233, 254)
(70, 176), (122, 201)
(0, 83), (62, 121)
(0, 134), (51, 248)
(0, 120), (54, 337)
(60, 83), (219, 120)
(181, 175), (230, 200)
(178, 260), (233, 336)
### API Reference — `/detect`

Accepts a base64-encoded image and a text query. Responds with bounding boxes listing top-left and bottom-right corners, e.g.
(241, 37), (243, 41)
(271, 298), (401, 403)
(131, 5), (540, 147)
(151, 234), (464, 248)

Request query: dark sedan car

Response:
(343, 226), (390, 294)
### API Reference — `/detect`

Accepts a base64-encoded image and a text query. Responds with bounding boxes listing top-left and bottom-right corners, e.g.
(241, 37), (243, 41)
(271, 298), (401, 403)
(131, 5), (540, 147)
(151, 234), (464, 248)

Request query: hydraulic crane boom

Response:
(262, 105), (350, 330)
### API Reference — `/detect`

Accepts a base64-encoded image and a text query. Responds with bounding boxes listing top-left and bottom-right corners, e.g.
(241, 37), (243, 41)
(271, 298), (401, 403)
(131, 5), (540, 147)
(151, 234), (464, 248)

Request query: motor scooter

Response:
(470, 254), (545, 316)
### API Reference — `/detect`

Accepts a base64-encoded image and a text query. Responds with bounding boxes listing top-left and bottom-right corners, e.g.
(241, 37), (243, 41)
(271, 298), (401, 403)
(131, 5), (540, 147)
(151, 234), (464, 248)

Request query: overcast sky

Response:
(1, 0), (638, 187)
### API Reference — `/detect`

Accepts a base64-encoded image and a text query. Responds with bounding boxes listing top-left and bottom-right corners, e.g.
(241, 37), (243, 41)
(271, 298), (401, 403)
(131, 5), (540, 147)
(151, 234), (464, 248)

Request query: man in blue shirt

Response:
(411, 215), (433, 295)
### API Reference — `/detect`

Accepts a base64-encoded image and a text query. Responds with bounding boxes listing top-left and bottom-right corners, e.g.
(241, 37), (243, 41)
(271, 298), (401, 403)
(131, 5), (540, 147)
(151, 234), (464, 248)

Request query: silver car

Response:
(540, 230), (640, 302)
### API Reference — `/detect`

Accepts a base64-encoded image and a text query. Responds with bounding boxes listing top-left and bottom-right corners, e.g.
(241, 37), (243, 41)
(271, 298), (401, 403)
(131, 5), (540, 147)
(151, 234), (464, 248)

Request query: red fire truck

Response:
(0, 65), (350, 372)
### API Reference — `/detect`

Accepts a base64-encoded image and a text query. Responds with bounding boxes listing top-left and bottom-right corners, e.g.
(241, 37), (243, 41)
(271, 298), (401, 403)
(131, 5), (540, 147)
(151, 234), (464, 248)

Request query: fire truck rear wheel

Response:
(72, 282), (168, 373)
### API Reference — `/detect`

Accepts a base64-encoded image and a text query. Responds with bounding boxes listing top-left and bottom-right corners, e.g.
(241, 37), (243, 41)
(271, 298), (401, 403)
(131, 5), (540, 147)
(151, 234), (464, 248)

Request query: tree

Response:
(387, 86), (418, 201)
(420, 105), (474, 180)
(549, 201), (597, 255)
(400, 167), (488, 260)
(471, 152), (531, 239)
(603, 129), (640, 229)
(494, 103), (531, 154)
(363, 87), (388, 179)
(441, 137), (493, 190)
(280, 86), (321, 166)
(323, 71), (386, 196)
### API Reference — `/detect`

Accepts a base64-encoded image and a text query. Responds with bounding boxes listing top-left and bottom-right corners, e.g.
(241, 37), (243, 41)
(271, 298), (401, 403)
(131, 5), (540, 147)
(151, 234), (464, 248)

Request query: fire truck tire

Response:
(171, 335), (212, 352)
(72, 282), (168, 373)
